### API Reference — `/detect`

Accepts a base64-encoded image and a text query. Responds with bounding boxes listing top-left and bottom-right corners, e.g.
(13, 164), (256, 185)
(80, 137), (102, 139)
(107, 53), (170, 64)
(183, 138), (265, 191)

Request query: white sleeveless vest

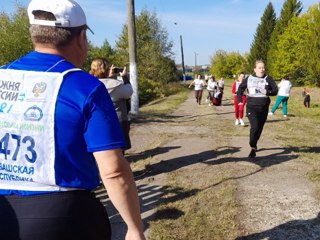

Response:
(247, 75), (268, 98)
(0, 68), (80, 191)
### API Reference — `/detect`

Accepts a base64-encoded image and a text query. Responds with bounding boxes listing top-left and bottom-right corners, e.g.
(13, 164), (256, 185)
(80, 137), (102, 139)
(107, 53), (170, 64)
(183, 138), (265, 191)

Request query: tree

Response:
(267, 0), (303, 76)
(225, 51), (247, 77)
(248, 2), (276, 70)
(270, 4), (320, 85)
(210, 50), (228, 77)
(115, 9), (178, 105)
(83, 40), (116, 72)
(270, 15), (309, 82)
(0, 6), (32, 66)
(210, 50), (246, 78)
(299, 5), (320, 86)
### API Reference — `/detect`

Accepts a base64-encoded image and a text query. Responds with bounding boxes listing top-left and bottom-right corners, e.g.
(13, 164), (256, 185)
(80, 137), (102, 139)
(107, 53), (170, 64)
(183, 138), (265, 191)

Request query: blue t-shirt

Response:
(0, 51), (126, 195)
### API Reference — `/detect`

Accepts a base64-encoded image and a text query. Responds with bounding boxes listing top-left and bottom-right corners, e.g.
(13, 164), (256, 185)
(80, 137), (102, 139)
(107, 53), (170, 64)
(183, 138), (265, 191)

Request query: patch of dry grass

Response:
(149, 166), (239, 240)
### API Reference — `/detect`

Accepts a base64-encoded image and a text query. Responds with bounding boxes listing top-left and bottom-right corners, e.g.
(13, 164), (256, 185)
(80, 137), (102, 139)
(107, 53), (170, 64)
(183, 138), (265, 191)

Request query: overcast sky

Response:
(1, 0), (319, 66)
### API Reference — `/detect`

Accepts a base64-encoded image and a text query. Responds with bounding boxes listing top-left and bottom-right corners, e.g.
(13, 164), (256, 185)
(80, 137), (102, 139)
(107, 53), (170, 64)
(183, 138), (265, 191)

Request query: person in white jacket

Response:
(90, 59), (133, 151)
(205, 75), (218, 106)
(269, 76), (292, 117)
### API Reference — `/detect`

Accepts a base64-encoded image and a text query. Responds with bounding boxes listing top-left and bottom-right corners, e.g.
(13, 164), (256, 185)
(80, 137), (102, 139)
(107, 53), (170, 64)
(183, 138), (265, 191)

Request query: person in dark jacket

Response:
(237, 60), (278, 158)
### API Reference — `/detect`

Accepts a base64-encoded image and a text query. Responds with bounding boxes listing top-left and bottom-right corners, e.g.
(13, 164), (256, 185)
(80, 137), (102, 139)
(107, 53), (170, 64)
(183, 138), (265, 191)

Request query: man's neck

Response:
(34, 44), (63, 54)
(34, 44), (78, 67)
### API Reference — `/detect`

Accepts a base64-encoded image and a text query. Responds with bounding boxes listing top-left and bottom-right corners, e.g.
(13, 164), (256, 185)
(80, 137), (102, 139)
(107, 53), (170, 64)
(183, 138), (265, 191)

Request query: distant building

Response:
(200, 65), (210, 73)
(176, 64), (193, 73)
(176, 64), (210, 73)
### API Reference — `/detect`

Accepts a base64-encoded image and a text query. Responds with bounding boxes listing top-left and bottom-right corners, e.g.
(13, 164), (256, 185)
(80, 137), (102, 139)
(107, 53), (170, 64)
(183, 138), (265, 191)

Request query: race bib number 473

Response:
(0, 132), (37, 163)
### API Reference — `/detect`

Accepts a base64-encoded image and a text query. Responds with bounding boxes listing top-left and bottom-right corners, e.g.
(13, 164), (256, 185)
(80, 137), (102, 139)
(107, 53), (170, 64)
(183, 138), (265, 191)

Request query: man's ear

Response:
(77, 30), (87, 50)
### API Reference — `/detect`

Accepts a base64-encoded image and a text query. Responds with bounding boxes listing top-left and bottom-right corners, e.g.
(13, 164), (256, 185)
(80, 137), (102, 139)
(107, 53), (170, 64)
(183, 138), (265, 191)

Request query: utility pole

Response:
(180, 35), (186, 85)
(194, 52), (198, 71)
(127, 0), (139, 115)
(174, 22), (186, 85)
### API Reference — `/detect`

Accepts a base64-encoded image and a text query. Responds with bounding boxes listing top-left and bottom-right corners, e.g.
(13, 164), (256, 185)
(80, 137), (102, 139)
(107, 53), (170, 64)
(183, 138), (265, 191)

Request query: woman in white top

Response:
(206, 75), (218, 106)
(269, 76), (292, 117)
(189, 75), (206, 105)
(218, 77), (225, 93)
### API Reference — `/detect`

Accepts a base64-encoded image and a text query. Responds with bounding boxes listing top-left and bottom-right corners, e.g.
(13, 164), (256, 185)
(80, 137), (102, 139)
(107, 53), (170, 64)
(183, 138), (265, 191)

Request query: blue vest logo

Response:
(24, 105), (43, 121)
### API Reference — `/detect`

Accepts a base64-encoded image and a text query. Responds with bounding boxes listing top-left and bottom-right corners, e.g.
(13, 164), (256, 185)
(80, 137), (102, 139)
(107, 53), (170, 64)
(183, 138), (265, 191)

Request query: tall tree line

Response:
(248, 2), (276, 70)
(267, 0), (303, 78)
(210, 0), (320, 86)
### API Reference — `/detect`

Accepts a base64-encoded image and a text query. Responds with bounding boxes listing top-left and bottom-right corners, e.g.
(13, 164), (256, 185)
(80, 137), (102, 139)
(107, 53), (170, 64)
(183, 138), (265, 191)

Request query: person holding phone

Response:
(90, 59), (133, 153)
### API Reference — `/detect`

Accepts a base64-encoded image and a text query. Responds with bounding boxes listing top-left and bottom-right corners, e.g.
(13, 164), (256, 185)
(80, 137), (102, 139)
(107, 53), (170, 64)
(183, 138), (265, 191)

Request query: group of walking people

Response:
(232, 61), (316, 158)
(188, 74), (224, 106)
(189, 62), (280, 158)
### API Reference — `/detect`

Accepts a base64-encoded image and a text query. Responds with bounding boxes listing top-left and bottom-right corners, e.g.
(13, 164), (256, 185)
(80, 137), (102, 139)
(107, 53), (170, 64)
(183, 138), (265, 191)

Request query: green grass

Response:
(139, 84), (189, 116)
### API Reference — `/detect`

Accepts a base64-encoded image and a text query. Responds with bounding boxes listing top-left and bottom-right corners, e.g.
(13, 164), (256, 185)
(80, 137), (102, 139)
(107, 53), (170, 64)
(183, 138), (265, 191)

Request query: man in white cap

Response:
(0, 1), (145, 239)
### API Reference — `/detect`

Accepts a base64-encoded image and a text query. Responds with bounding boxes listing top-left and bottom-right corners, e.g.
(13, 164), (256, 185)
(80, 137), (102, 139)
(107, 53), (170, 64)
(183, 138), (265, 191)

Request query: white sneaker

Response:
(205, 99), (208, 103)
(235, 119), (239, 125)
(268, 112), (274, 115)
(239, 118), (245, 126)
(283, 115), (287, 117)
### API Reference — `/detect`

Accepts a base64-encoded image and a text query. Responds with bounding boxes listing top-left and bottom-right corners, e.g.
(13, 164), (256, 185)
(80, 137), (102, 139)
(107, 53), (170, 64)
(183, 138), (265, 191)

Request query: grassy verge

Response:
(148, 169), (238, 240)
(139, 83), (189, 117)
(265, 86), (320, 189)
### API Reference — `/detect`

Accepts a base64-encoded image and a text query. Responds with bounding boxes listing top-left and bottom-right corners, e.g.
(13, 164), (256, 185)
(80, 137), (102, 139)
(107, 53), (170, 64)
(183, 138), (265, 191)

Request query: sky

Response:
(1, 0), (319, 66)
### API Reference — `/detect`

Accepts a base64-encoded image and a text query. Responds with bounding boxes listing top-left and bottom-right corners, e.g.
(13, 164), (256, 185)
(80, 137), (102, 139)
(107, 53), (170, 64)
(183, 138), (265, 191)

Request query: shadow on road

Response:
(131, 112), (218, 124)
(236, 213), (320, 240)
(126, 146), (181, 163)
(131, 144), (302, 181)
(132, 147), (217, 180)
(204, 145), (299, 168)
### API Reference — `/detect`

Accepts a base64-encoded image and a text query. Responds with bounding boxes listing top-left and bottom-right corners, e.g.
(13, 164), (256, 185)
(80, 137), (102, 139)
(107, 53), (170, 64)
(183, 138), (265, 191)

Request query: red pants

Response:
(234, 95), (247, 119)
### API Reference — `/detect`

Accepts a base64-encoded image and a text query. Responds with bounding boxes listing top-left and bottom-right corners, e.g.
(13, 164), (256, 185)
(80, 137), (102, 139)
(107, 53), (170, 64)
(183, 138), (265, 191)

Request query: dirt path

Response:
(104, 91), (320, 240)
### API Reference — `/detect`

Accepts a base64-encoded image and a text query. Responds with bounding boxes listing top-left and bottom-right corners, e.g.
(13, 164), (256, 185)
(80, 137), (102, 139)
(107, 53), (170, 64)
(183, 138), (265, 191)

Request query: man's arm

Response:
(94, 149), (145, 240)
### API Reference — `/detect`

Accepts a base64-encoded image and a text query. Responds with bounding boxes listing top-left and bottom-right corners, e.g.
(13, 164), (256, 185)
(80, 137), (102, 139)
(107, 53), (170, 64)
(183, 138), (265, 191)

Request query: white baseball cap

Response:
(28, 0), (93, 34)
